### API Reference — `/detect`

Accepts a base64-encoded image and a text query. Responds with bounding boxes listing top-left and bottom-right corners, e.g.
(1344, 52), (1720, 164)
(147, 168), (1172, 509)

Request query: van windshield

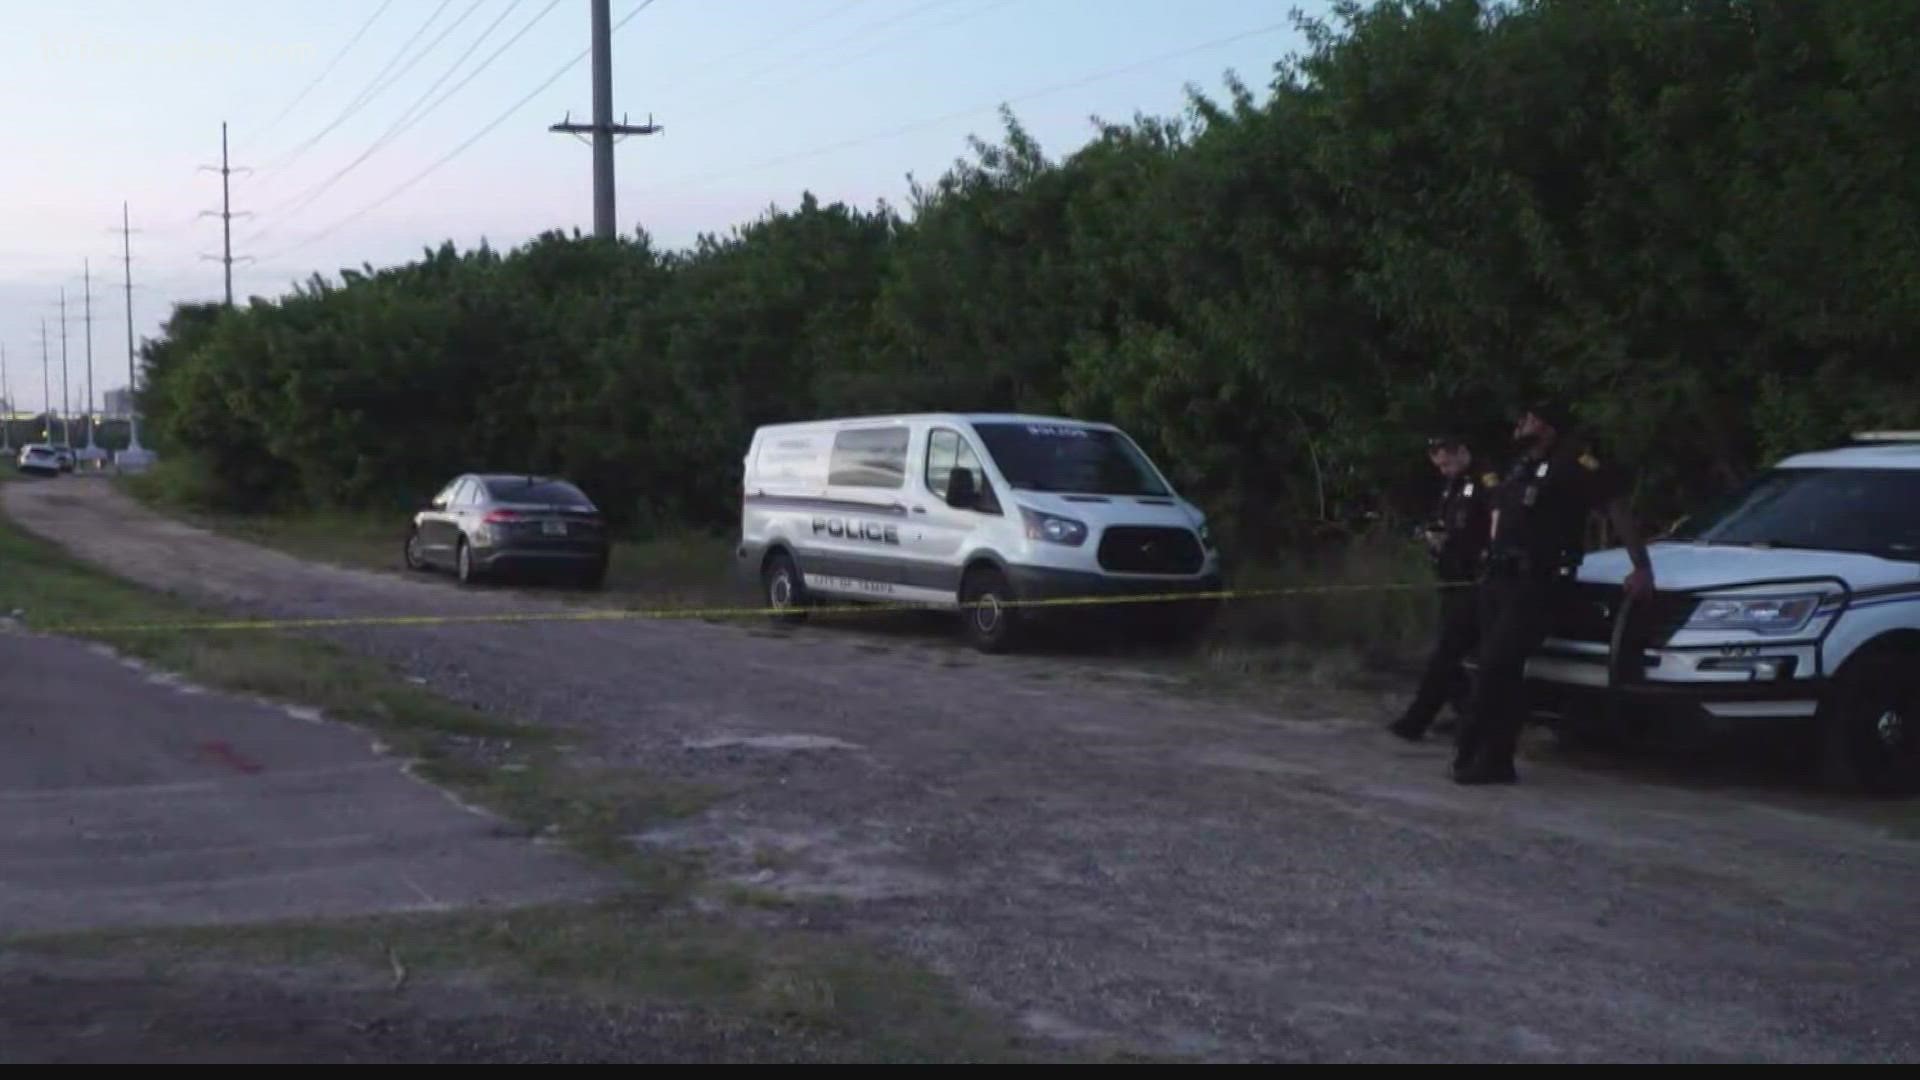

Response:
(1666, 467), (1920, 561)
(972, 422), (1170, 497)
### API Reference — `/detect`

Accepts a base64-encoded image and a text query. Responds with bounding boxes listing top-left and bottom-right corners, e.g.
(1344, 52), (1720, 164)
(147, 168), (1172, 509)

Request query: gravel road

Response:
(6, 477), (1919, 1063)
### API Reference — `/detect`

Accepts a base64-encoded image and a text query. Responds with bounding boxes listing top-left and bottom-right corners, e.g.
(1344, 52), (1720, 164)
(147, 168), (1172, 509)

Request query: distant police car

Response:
(736, 413), (1223, 651)
(1526, 432), (1920, 794)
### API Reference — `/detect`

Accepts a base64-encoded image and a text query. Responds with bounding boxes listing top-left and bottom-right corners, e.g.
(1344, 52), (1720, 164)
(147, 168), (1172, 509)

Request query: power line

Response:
(678, 0), (1019, 126)
(653, 19), (1296, 195)
(240, 0), (399, 149)
(246, 0), (551, 245)
(666, 0), (869, 85)
(261, 0), (661, 261)
(258, 0), (458, 177)
(679, 0), (963, 109)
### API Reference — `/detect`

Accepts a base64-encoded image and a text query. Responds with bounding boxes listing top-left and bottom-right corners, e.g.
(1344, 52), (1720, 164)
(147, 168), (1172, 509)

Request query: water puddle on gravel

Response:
(682, 733), (864, 753)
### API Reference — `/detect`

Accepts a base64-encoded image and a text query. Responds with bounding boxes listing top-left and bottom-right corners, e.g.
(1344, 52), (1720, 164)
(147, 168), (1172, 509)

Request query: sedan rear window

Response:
(483, 478), (593, 506)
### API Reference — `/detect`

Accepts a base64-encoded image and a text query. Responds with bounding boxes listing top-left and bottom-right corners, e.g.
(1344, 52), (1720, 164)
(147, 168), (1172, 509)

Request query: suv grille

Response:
(1097, 526), (1204, 575)
(1551, 584), (1697, 645)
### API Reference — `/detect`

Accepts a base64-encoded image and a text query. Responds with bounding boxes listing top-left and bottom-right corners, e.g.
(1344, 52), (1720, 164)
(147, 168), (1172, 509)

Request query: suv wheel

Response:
(1822, 649), (1920, 796)
(960, 565), (1022, 653)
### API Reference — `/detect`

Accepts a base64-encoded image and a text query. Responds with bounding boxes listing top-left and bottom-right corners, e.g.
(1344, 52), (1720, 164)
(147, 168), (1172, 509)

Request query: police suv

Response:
(1525, 432), (1920, 794)
(735, 413), (1223, 651)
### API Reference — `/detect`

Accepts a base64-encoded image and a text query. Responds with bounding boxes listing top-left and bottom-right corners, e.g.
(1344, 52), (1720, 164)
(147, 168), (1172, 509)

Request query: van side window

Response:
(926, 428), (997, 512)
(828, 426), (909, 489)
(926, 430), (959, 497)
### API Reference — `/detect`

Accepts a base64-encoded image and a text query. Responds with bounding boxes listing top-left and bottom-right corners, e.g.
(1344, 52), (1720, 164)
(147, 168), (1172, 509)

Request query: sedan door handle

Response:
(912, 505), (927, 514)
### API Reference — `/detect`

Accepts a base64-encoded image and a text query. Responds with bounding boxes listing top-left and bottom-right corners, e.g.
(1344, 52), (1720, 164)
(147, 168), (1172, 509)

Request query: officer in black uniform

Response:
(1451, 402), (1655, 785)
(1390, 435), (1497, 741)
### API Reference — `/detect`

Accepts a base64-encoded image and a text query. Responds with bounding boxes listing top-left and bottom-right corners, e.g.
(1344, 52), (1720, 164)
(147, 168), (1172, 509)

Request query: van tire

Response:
(1820, 648), (1920, 796)
(960, 565), (1021, 653)
(763, 552), (808, 624)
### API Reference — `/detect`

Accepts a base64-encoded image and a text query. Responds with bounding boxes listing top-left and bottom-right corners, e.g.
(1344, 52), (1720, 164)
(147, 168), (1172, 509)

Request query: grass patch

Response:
(6, 900), (1031, 1062)
(0, 510), (714, 879)
(0, 505), (1032, 1058)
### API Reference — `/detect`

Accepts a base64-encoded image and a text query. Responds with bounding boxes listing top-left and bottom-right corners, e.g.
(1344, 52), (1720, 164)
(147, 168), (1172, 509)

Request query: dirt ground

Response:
(5, 477), (1919, 1063)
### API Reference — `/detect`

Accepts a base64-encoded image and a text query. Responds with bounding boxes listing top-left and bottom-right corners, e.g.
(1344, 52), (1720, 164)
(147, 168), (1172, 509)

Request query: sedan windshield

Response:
(1666, 467), (1920, 561)
(972, 422), (1170, 497)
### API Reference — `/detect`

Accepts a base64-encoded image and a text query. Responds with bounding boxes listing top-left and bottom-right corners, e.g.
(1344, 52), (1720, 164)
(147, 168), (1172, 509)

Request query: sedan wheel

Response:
(456, 540), (480, 586)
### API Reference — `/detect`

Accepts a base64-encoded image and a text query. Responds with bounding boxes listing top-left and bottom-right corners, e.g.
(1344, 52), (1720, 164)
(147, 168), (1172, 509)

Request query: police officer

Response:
(1451, 402), (1654, 785)
(1390, 435), (1497, 741)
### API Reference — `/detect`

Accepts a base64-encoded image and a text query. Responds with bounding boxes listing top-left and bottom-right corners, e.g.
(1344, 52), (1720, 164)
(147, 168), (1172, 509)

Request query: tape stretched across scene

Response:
(30, 580), (1476, 636)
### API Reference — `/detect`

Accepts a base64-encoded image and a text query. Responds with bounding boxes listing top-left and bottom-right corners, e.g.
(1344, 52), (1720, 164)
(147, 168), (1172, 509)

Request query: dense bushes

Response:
(140, 0), (1920, 553)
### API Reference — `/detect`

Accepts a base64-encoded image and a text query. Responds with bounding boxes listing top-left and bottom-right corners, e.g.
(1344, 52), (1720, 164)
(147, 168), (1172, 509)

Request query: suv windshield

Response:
(972, 422), (1170, 497)
(1666, 467), (1920, 560)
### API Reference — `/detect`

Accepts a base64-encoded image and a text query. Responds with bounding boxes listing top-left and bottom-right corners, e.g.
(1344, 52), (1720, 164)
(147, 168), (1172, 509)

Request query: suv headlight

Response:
(1019, 506), (1088, 546)
(1684, 594), (1822, 636)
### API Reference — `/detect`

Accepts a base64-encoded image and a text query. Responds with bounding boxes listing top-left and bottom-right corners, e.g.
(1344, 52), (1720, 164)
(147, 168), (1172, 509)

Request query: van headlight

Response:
(1020, 506), (1088, 546)
(1684, 594), (1821, 636)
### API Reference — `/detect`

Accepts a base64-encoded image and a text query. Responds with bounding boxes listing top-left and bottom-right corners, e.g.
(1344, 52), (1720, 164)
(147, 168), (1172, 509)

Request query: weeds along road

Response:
(6, 476), (1919, 1063)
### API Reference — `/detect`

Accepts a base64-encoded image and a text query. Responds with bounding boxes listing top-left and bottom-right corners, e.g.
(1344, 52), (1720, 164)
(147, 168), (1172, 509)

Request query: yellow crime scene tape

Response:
(29, 579), (1472, 637)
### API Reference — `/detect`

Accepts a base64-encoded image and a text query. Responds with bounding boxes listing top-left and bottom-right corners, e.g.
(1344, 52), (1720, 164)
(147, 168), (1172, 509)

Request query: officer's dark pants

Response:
(1399, 581), (1479, 733)
(1453, 570), (1561, 775)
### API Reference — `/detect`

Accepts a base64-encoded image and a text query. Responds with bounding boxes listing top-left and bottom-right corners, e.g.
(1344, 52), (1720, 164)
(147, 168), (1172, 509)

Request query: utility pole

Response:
(1, 343), (12, 453)
(38, 319), (52, 443)
(548, 0), (661, 240)
(81, 259), (102, 461)
(199, 121), (254, 305)
(112, 201), (153, 466)
(58, 288), (71, 448)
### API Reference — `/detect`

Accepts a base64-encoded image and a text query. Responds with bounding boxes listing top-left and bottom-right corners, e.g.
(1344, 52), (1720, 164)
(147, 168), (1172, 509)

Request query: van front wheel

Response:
(960, 566), (1021, 653)
(763, 552), (809, 624)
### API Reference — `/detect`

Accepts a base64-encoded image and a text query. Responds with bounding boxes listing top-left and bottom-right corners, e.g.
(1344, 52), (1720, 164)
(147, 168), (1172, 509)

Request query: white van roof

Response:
(753, 412), (1121, 432)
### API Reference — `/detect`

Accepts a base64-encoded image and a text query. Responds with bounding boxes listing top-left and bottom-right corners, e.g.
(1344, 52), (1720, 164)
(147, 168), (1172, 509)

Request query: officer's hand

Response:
(1624, 566), (1654, 600)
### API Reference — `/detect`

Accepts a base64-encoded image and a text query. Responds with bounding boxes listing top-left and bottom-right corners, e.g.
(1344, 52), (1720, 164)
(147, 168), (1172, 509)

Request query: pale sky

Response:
(0, 0), (1327, 414)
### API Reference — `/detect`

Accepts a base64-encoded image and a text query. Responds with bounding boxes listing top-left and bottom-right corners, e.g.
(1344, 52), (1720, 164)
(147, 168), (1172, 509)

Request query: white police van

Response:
(1525, 432), (1920, 794)
(735, 413), (1222, 651)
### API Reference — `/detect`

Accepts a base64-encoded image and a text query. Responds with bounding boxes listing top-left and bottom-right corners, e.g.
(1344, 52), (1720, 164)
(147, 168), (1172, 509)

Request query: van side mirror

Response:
(946, 468), (978, 509)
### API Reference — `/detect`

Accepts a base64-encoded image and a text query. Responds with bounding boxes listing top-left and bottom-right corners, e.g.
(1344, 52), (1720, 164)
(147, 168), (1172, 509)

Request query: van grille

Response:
(1097, 526), (1204, 575)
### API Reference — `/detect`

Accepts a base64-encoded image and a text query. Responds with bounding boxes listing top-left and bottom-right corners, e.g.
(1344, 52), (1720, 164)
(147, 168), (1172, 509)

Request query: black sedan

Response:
(404, 473), (610, 588)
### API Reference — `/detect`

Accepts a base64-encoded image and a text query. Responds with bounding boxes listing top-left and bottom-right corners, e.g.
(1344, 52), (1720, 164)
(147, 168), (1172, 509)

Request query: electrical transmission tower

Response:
(34, 318), (56, 444)
(78, 258), (105, 464)
(1, 343), (12, 453)
(52, 289), (72, 447)
(109, 201), (154, 466)
(548, 0), (661, 240)
(200, 121), (256, 306)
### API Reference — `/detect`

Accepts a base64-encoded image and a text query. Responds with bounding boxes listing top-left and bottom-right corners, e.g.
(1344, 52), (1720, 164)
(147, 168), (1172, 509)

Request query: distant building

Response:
(103, 387), (134, 418)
